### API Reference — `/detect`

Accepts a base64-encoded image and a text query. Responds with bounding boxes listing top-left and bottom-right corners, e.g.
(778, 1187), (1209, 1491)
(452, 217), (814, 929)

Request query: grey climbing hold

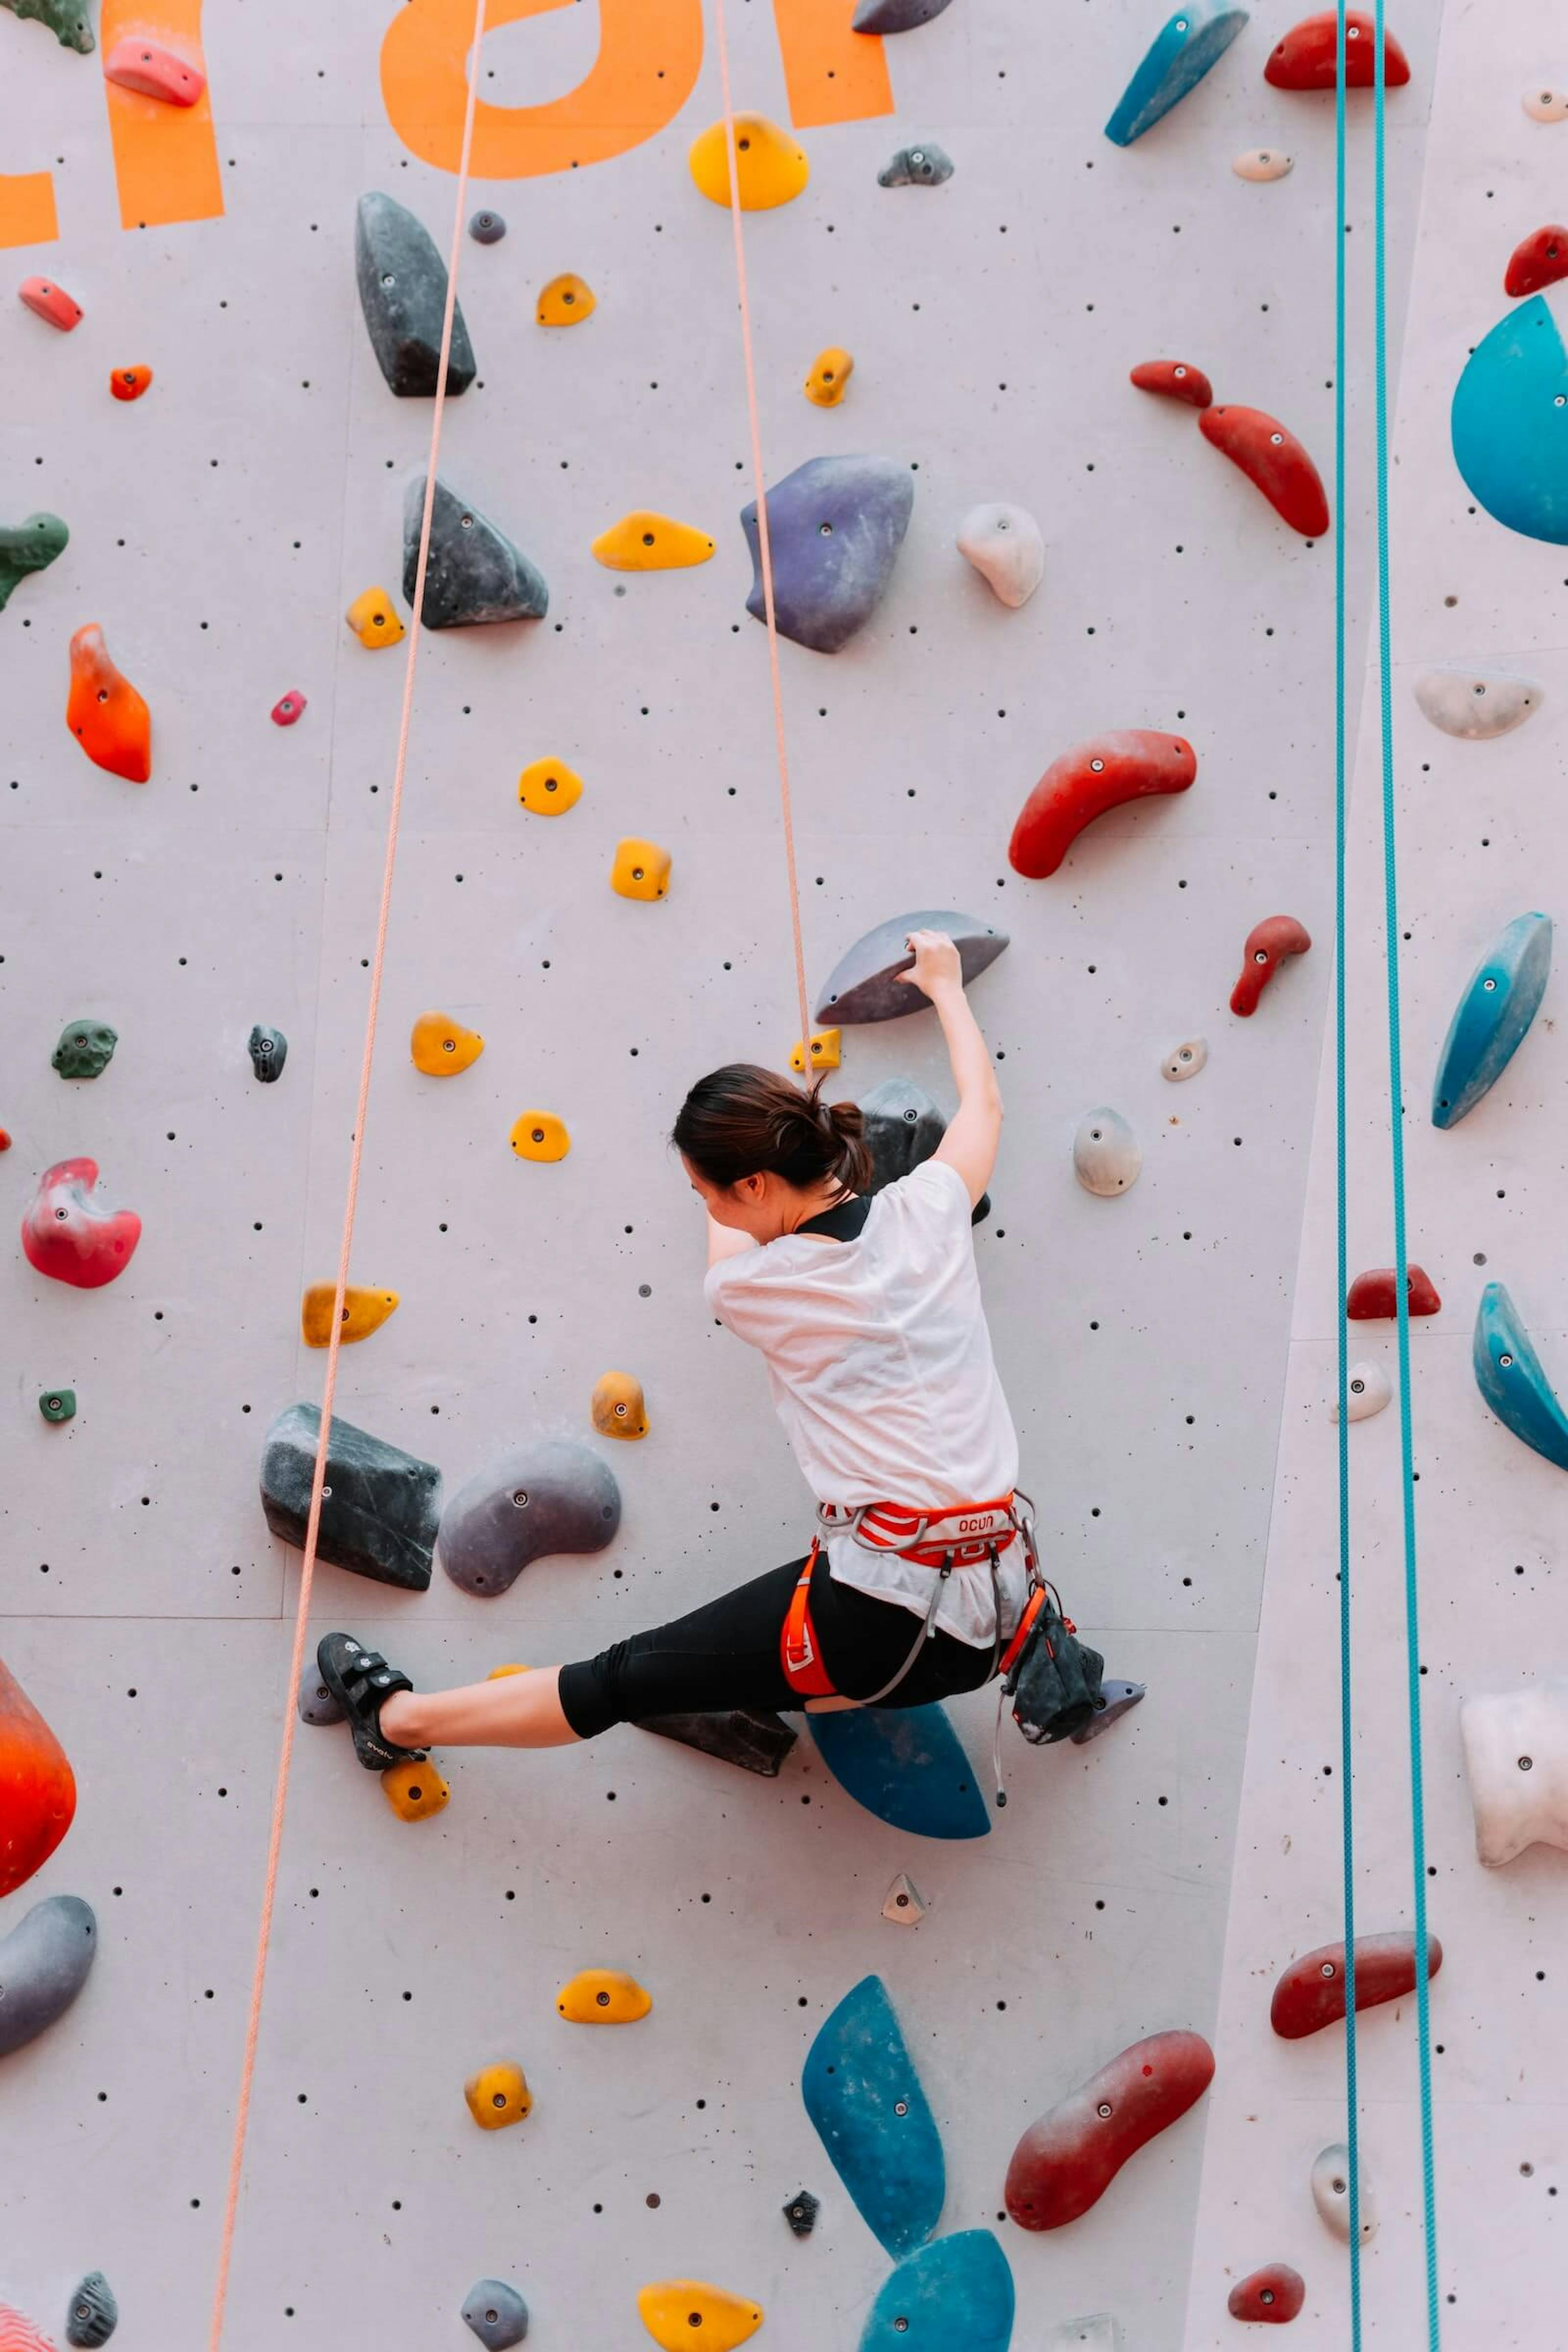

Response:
(956, 501), (1045, 608)
(404, 477), (549, 630)
(1161, 1036), (1207, 1082)
(1, 0), (91, 49)
(0, 1893), (97, 2058)
(636, 1708), (798, 1776)
(881, 1870), (928, 1923)
(853, 0), (954, 29)
(783, 2189), (820, 2238)
(1330, 1359), (1392, 1423)
(878, 141), (955, 186)
(355, 191), (476, 398)
(468, 208), (507, 245)
(1413, 669), (1543, 739)
(65, 2273), (118, 2349)
(861, 1075), (990, 1223)
(297, 1660), (346, 1726)
(1071, 1679), (1146, 1743)
(461, 2278), (529, 2348)
(742, 454), (913, 654)
(260, 1403), (441, 1591)
(1073, 1108), (1141, 1196)
(247, 1024), (287, 1082)
(0, 511), (70, 611)
(438, 1438), (621, 1597)
(51, 1019), (117, 1080)
(1312, 2141), (1376, 2245)
(815, 910), (1008, 1025)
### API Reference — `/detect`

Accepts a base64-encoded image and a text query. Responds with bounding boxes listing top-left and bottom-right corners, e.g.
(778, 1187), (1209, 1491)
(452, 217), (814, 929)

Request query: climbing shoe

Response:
(316, 1632), (426, 1772)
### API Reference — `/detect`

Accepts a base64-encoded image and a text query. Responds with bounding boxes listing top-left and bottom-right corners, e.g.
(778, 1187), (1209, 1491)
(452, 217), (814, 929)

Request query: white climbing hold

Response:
(881, 1871), (928, 1925)
(1460, 1677), (1568, 1867)
(1329, 1359), (1392, 1423)
(1161, 1036), (1207, 1082)
(1413, 669), (1544, 740)
(1073, 1108), (1141, 1197)
(956, 503), (1044, 608)
(1233, 147), (1294, 181)
(1523, 86), (1568, 122)
(1312, 2141), (1377, 2244)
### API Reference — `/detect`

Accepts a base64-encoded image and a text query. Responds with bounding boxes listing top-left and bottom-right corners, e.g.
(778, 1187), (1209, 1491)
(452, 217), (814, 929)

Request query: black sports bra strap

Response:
(795, 1193), (872, 1241)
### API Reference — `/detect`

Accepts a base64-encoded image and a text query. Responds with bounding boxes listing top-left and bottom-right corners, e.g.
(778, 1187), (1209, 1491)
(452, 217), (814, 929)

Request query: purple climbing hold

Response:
(815, 910), (1008, 1024)
(468, 209), (507, 245)
(438, 1439), (622, 1597)
(741, 455), (914, 654)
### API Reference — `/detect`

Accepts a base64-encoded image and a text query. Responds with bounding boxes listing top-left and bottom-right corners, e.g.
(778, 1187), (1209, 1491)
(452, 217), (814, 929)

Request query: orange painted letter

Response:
(773, 0), (894, 129)
(101, 0), (223, 229)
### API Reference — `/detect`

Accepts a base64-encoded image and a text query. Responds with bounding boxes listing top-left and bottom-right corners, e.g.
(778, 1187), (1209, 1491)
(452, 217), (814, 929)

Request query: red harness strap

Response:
(780, 1541), (837, 1698)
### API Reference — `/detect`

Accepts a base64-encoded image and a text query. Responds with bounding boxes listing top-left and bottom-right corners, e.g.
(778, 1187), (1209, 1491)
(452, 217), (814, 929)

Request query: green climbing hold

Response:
(51, 1020), (117, 1080)
(0, 513), (69, 613)
(260, 1403), (443, 1590)
(1, 0), (94, 51)
(38, 1390), (76, 1424)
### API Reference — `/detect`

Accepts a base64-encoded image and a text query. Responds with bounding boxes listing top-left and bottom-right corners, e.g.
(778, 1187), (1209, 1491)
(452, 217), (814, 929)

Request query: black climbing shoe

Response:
(316, 1632), (426, 1773)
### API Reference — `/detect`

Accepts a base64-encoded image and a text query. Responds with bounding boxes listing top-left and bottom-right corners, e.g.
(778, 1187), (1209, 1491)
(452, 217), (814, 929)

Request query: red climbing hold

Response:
(0, 1131), (10, 1152)
(1009, 732), (1197, 879)
(1004, 2029), (1215, 2230)
(271, 691), (307, 727)
(1504, 225), (1568, 298)
(1228, 2267), (1305, 2325)
(1345, 1265), (1441, 1320)
(103, 36), (207, 105)
(1270, 1931), (1442, 2039)
(1130, 361), (1214, 410)
(0, 1657), (77, 1900)
(110, 365), (153, 402)
(1264, 13), (1411, 91)
(1200, 407), (1330, 537)
(19, 276), (83, 332)
(1229, 916), (1311, 1016)
(21, 1157), (142, 1290)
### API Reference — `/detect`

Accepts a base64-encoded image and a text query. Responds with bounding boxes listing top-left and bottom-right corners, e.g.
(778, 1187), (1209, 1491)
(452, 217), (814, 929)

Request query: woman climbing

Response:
(318, 929), (1039, 1768)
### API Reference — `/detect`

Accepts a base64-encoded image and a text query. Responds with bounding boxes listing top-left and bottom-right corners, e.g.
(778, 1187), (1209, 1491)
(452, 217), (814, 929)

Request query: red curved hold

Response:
(1004, 2028), (1214, 2231)
(1009, 732), (1197, 880)
(1229, 916), (1311, 1016)
(1131, 360), (1214, 410)
(271, 690), (307, 727)
(103, 36), (207, 106)
(1346, 1265), (1441, 1320)
(1228, 2266), (1305, 2324)
(1505, 225), (1568, 298)
(1270, 1931), (1442, 2040)
(1264, 12), (1411, 90)
(1200, 407), (1330, 537)
(21, 1157), (142, 1290)
(19, 276), (83, 332)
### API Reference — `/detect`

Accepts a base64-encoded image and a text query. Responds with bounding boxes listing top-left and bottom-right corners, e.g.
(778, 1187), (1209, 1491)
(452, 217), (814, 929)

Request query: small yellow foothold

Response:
(591, 512), (716, 571)
(301, 1284), (401, 1347)
(804, 347), (854, 408)
(510, 1111), (571, 1162)
(517, 756), (584, 817)
(790, 1029), (842, 1074)
(610, 838), (672, 901)
(463, 2061), (532, 2129)
(637, 2281), (764, 2352)
(557, 1967), (653, 2024)
(487, 1663), (531, 1679)
(410, 1010), (485, 1076)
(345, 586), (405, 648)
(381, 1757), (450, 1823)
(689, 114), (810, 211)
(537, 272), (597, 326)
(592, 1370), (648, 1440)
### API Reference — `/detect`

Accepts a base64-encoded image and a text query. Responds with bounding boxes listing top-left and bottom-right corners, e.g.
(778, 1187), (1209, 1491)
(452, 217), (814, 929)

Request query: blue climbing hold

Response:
(1452, 297), (1568, 544)
(741, 455), (913, 654)
(858, 2233), (1015, 2352)
(802, 1974), (945, 2257)
(806, 1704), (991, 1839)
(1431, 913), (1552, 1129)
(1473, 1283), (1568, 1473)
(1105, 2), (1250, 147)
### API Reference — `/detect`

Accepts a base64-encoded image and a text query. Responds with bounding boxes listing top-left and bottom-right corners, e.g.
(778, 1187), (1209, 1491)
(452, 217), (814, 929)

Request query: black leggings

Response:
(557, 1547), (1000, 1740)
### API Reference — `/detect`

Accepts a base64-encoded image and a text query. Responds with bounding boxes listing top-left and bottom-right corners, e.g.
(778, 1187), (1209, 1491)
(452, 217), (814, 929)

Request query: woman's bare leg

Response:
(380, 1668), (582, 1751)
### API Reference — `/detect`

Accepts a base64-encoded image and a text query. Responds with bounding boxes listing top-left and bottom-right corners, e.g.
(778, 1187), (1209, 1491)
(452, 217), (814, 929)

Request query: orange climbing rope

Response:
(202, 3), (489, 2343)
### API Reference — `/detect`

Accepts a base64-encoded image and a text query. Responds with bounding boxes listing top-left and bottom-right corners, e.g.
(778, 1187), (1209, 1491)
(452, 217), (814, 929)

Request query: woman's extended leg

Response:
(379, 1668), (577, 1751)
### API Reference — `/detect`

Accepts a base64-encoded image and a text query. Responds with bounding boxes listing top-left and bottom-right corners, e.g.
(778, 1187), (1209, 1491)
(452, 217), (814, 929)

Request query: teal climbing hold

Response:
(405, 477), (549, 628)
(38, 1389), (76, 1424)
(858, 2233), (1014, 2352)
(1431, 913), (1551, 1129)
(51, 1020), (117, 1080)
(65, 2271), (118, 2347)
(356, 192), (476, 398)
(0, 513), (69, 613)
(1452, 297), (1568, 544)
(1105, 2), (1250, 147)
(802, 1974), (945, 2256)
(1473, 1283), (1568, 1472)
(1, 0), (93, 49)
(806, 1705), (991, 1839)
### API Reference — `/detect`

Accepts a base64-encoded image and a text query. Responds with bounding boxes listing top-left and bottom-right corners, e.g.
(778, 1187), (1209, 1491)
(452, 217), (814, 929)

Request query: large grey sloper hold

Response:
(462, 2278), (529, 2348)
(260, 1403), (441, 1591)
(860, 1075), (989, 1225)
(815, 909), (1008, 1024)
(66, 2273), (119, 2349)
(636, 1708), (798, 1777)
(741, 454), (913, 655)
(878, 141), (955, 186)
(404, 477), (549, 630)
(355, 192), (476, 398)
(0, 1893), (97, 2058)
(439, 1439), (622, 1597)
(854, 0), (954, 26)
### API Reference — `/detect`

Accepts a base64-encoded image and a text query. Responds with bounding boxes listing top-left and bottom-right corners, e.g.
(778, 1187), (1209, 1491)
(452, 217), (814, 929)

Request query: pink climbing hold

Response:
(1270, 1931), (1442, 2039)
(271, 691), (307, 727)
(1200, 406), (1330, 537)
(1009, 731), (1197, 879)
(1228, 2267), (1305, 2325)
(103, 36), (207, 105)
(1130, 360), (1214, 410)
(1504, 224), (1568, 298)
(1229, 916), (1312, 1016)
(19, 278), (82, 332)
(21, 1157), (142, 1290)
(1004, 2029), (1215, 2230)
(1264, 12), (1411, 91)
(0, 2304), (59, 2352)
(1345, 1265), (1441, 1320)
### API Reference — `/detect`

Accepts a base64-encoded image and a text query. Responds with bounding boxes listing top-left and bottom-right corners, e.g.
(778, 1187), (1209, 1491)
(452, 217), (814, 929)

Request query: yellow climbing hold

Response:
(510, 1112), (571, 1162)
(345, 586), (405, 648)
(689, 114), (809, 212)
(487, 1662), (530, 1679)
(637, 2281), (764, 2352)
(557, 1968), (652, 2025)
(537, 272), (597, 326)
(381, 1757), (450, 1823)
(517, 757), (584, 817)
(591, 1370), (648, 1440)
(790, 1029), (842, 1074)
(610, 839), (671, 901)
(301, 1284), (401, 1348)
(591, 512), (716, 571)
(463, 2062), (532, 2130)
(410, 1010), (485, 1076)
(804, 347), (854, 408)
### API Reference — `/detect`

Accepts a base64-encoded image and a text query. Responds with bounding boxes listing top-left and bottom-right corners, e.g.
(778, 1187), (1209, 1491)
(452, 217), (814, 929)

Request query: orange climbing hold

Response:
(791, 1029), (842, 1073)
(66, 624), (151, 783)
(1130, 360), (1213, 409)
(517, 757), (583, 817)
(19, 277), (82, 331)
(463, 2062), (532, 2129)
(557, 1967), (652, 2023)
(300, 1284), (401, 1347)
(0, 1657), (77, 1899)
(1346, 1266), (1441, 1320)
(537, 273), (596, 326)
(1505, 225), (1568, 297)
(1200, 406), (1330, 537)
(410, 1011), (484, 1076)
(1229, 916), (1311, 1016)
(381, 1757), (450, 1822)
(510, 1112), (570, 1163)
(611, 839), (671, 901)
(110, 365), (153, 402)
(1264, 12), (1410, 89)
(102, 36), (207, 105)
(804, 347), (855, 407)
(345, 587), (405, 649)
(592, 1371), (649, 1440)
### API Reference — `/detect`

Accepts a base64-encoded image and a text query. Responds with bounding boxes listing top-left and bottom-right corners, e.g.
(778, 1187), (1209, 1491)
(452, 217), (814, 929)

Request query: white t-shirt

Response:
(704, 1158), (1025, 1647)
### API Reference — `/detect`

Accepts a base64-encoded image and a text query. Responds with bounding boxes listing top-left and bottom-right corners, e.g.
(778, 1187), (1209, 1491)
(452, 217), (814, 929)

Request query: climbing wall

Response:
(0, 4), (1448, 2348)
